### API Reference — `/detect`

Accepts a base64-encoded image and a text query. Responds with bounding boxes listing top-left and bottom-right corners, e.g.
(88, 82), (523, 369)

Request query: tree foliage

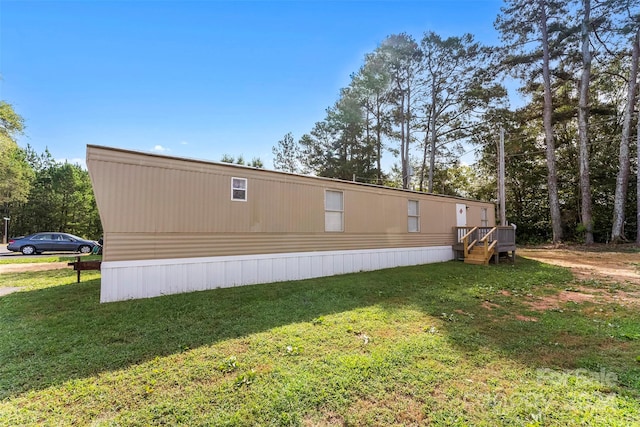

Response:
(272, 132), (301, 173)
(0, 136), (33, 208)
(0, 102), (34, 240)
(418, 31), (505, 192)
(280, 30), (502, 190)
(0, 102), (103, 240)
(9, 147), (102, 239)
(221, 155), (264, 168)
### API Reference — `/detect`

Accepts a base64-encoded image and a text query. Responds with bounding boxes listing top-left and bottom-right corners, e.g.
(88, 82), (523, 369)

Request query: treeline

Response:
(273, 0), (640, 244)
(0, 102), (101, 241)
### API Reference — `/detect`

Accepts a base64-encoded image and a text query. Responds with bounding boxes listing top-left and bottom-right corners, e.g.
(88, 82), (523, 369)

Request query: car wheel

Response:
(78, 245), (92, 254)
(21, 245), (36, 255)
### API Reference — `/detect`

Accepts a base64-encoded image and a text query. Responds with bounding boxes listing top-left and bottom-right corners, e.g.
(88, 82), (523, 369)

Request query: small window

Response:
(408, 200), (420, 232)
(481, 207), (488, 227)
(325, 190), (344, 232)
(231, 177), (247, 201)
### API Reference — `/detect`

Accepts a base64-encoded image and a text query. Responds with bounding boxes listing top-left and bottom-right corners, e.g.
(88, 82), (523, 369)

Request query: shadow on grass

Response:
(1, 258), (638, 399)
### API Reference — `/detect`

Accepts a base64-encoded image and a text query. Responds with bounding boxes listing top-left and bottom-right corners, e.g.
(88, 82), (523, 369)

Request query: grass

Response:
(0, 259), (639, 426)
(0, 254), (102, 264)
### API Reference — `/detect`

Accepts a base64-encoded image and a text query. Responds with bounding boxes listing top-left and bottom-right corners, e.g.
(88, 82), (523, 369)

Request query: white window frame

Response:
(481, 207), (488, 227)
(231, 177), (247, 201)
(408, 199), (420, 233)
(324, 190), (344, 232)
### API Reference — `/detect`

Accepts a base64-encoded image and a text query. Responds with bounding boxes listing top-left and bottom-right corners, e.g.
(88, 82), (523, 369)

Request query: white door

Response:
(456, 203), (467, 227)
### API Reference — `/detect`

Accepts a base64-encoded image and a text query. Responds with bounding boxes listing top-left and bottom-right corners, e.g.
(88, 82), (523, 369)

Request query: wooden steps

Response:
(454, 226), (516, 264)
(464, 245), (494, 265)
(458, 226), (499, 266)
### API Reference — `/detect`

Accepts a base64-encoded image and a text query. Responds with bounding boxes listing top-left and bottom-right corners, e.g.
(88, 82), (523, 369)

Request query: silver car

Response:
(7, 232), (97, 255)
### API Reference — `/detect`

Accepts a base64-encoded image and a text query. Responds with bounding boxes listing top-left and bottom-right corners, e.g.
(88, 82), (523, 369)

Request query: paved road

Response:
(0, 244), (86, 260)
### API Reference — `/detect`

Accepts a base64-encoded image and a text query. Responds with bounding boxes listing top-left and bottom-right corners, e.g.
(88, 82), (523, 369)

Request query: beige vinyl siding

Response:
(87, 145), (495, 262)
(102, 231), (456, 261)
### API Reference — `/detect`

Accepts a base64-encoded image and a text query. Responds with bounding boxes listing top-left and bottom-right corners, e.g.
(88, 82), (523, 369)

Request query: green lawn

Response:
(0, 259), (638, 426)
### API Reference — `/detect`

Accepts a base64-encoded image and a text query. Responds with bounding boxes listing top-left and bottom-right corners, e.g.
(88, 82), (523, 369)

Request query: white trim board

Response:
(100, 246), (454, 303)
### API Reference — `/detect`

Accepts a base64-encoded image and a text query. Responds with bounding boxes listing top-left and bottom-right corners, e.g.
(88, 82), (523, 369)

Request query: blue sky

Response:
(1, 0), (504, 170)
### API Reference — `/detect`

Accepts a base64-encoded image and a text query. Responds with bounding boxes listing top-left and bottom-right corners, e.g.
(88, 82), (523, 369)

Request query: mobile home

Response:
(87, 145), (496, 302)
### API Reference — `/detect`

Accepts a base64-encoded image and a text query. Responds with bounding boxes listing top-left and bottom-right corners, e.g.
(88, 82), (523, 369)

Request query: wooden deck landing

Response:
(453, 226), (516, 265)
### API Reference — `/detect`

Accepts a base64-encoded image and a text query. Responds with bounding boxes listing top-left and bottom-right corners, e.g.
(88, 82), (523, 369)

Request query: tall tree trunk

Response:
(419, 132), (428, 192)
(578, 0), (594, 244)
(365, 109), (370, 158)
(428, 90), (437, 193)
(405, 86), (411, 189)
(612, 28), (640, 242)
(399, 93), (408, 189)
(539, 0), (563, 243)
(636, 111), (640, 245)
(376, 95), (382, 185)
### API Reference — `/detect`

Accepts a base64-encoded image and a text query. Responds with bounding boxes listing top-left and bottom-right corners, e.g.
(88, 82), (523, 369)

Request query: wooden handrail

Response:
(460, 227), (478, 242)
(461, 227), (478, 258)
(480, 227), (498, 263)
(479, 226), (497, 243)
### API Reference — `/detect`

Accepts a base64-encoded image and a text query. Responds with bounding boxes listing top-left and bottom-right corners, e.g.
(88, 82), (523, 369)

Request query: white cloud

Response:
(179, 140), (188, 145)
(152, 145), (169, 152)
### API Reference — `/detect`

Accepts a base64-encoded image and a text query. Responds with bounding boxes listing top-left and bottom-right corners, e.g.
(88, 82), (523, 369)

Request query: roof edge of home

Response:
(86, 144), (493, 204)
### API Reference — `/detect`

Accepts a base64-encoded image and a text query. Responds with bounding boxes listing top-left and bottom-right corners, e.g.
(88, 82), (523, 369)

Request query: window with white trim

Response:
(231, 177), (247, 201)
(408, 200), (420, 232)
(325, 190), (344, 232)
(481, 207), (488, 227)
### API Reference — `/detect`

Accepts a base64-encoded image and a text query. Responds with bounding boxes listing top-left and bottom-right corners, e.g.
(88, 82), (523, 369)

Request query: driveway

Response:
(519, 245), (640, 285)
(0, 244), (81, 273)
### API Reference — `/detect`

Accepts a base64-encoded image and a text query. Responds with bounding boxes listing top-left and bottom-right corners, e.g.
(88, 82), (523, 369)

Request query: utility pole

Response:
(2, 217), (9, 245)
(498, 127), (506, 226)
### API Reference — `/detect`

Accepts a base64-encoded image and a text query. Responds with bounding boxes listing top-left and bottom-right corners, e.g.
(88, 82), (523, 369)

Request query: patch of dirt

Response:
(520, 246), (640, 309)
(524, 287), (601, 311)
(519, 246), (640, 285)
(303, 412), (345, 427)
(347, 394), (426, 425)
(0, 287), (21, 297)
(0, 262), (69, 274)
(514, 314), (538, 322)
(481, 246), (640, 320)
(481, 301), (500, 310)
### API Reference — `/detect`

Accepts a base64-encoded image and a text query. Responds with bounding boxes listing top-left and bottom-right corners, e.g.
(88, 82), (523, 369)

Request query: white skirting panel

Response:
(100, 246), (454, 303)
